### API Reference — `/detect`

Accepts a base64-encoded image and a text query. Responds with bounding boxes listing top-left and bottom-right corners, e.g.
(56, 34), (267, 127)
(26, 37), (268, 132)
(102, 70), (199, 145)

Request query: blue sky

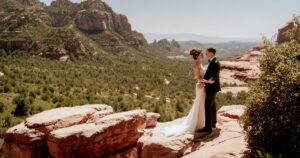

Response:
(42, 0), (300, 39)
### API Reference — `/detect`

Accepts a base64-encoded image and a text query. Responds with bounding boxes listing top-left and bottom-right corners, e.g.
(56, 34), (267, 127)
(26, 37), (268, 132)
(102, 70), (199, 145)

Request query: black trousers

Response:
(204, 90), (217, 130)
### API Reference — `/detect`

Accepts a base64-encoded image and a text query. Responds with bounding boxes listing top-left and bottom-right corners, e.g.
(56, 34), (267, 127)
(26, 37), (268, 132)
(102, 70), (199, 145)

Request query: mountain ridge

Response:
(144, 33), (260, 43)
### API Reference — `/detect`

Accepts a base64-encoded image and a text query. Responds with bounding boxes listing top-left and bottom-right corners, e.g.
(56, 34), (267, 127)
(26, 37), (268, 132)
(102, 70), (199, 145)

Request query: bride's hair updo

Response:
(190, 49), (202, 60)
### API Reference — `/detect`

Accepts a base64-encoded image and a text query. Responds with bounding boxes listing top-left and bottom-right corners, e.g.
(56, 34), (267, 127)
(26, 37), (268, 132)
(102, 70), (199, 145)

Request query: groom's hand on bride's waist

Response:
(199, 78), (215, 84)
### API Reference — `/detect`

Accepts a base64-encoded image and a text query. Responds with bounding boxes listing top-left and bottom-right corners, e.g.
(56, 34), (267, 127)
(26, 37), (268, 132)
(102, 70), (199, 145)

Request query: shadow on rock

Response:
(191, 128), (221, 152)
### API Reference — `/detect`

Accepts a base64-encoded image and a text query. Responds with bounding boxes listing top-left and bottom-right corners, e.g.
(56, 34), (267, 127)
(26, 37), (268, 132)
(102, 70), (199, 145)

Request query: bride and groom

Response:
(162, 48), (221, 137)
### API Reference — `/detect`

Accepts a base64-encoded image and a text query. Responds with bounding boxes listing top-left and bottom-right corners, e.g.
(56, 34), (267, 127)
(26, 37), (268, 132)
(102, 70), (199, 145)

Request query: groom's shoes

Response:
(197, 128), (212, 134)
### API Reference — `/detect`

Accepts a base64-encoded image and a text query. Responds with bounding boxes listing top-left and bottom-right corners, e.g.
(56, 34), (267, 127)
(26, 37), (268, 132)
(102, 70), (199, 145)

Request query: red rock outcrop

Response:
(25, 104), (113, 134)
(47, 110), (146, 158)
(0, 0), (148, 60)
(2, 104), (116, 158)
(75, 10), (131, 33)
(35, 48), (70, 62)
(220, 49), (263, 85)
(218, 105), (246, 120)
(1, 104), (149, 158)
(137, 105), (247, 158)
(221, 87), (249, 96)
(183, 105), (247, 158)
(138, 123), (194, 158)
(146, 112), (160, 128)
(2, 122), (48, 158)
(1, 103), (247, 158)
(106, 146), (138, 158)
(277, 22), (295, 44)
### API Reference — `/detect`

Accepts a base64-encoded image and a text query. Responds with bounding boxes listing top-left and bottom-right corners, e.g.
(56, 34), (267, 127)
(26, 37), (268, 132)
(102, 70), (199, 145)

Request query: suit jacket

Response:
(204, 57), (221, 93)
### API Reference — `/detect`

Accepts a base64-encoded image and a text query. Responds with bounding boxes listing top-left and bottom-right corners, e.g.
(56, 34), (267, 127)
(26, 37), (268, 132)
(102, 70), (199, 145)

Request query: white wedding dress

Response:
(162, 64), (206, 137)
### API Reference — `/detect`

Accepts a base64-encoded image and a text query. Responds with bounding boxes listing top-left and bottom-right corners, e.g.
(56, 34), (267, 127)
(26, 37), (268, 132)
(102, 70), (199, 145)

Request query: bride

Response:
(162, 49), (213, 137)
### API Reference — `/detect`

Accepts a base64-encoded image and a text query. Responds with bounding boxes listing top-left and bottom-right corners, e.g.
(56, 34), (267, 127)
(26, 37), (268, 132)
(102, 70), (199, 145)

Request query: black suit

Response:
(203, 57), (221, 130)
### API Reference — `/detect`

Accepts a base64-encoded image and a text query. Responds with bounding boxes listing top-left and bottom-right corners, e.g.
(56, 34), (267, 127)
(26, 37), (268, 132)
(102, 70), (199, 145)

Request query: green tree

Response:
(12, 95), (29, 116)
(243, 19), (300, 157)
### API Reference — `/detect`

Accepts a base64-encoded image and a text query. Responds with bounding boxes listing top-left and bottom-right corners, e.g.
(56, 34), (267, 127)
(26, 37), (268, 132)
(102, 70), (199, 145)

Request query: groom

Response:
(198, 48), (221, 133)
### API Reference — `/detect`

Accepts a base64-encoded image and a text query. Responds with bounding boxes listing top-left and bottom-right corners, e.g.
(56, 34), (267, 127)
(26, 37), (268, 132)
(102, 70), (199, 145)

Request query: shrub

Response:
(12, 95), (29, 116)
(52, 96), (59, 104)
(3, 84), (11, 93)
(0, 102), (4, 113)
(3, 114), (12, 127)
(41, 93), (49, 101)
(243, 30), (300, 157)
(29, 91), (36, 98)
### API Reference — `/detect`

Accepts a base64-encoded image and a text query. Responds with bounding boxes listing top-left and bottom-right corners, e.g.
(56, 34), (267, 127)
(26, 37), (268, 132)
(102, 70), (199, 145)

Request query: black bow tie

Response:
(208, 60), (211, 63)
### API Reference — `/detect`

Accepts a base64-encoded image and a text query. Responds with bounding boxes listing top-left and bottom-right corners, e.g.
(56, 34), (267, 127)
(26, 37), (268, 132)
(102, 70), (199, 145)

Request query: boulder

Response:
(2, 104), (114, 158)
(2, 122), (48, 158)
(47, 110), (146, 158)
(25, 104), (113, 134)
(138, 118), (194, 158)
(146, 112), (160, 128)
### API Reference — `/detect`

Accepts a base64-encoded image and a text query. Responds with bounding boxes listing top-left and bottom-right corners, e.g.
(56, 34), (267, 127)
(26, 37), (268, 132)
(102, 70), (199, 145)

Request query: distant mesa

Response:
(150, 38), (182, 54)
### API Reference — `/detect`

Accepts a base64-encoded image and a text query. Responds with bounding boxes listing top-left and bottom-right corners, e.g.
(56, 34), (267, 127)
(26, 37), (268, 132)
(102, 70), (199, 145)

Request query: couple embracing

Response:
(162, 48), (221, 136)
